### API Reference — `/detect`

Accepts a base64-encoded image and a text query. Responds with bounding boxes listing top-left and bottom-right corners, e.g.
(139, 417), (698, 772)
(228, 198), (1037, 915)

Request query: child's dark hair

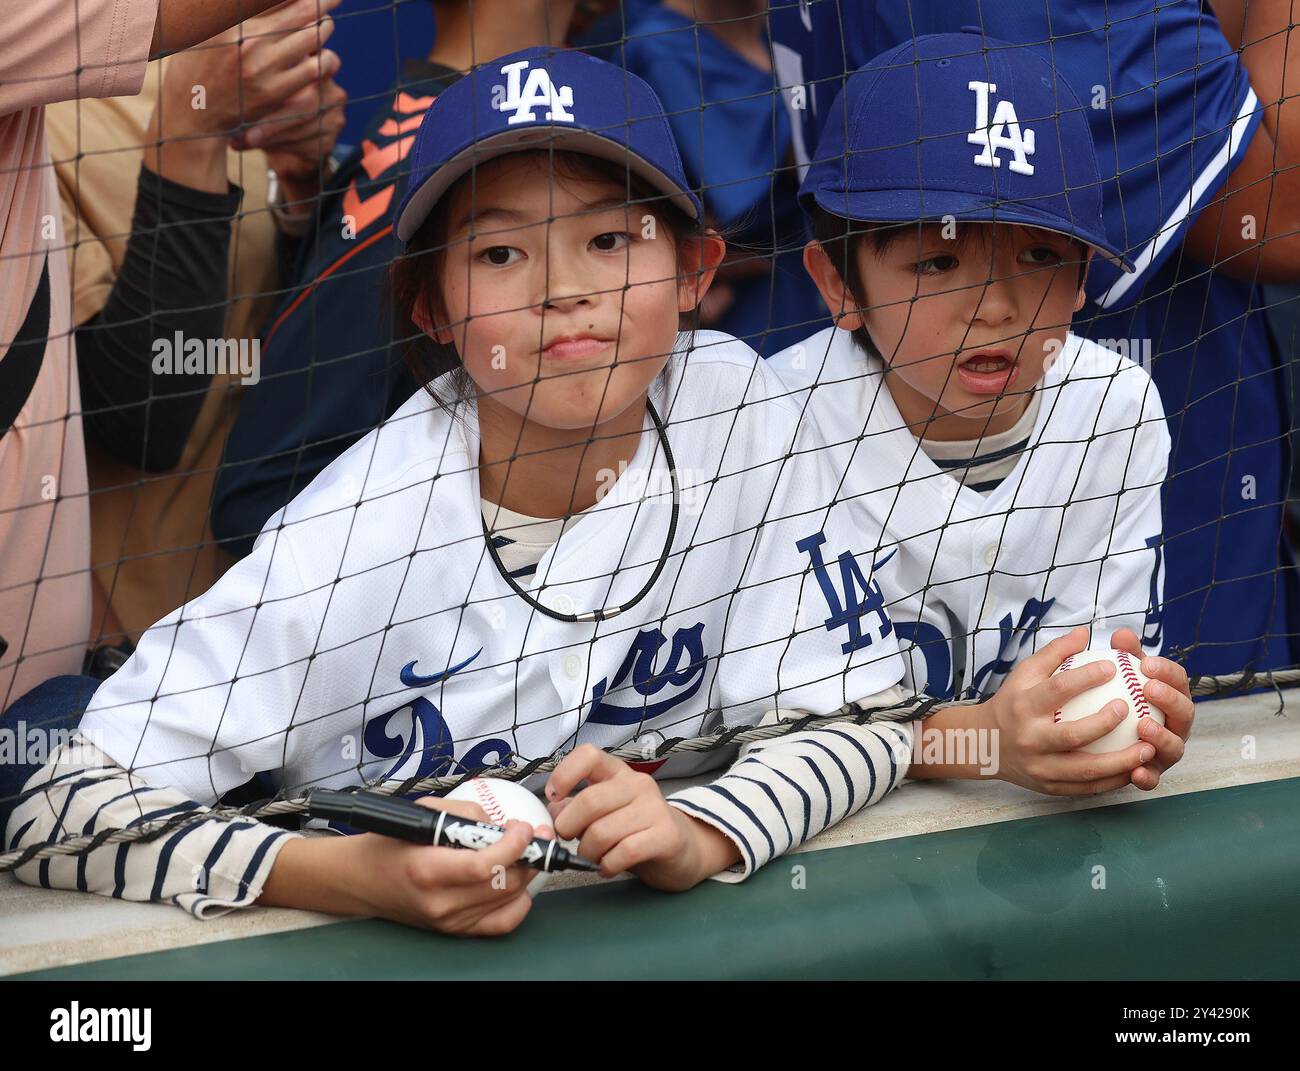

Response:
(808, 205), (1090, 358)
(388, 149), (704, 405)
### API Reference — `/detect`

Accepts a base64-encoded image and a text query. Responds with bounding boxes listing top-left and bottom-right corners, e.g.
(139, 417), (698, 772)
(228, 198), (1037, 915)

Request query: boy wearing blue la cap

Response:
(769, 33), (1197, 795)
(772, 1), (1300, 683)
(7, 47), (924, 933)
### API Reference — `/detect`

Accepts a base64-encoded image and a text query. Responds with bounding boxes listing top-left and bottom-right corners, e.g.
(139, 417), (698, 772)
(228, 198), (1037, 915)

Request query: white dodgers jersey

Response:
(768, 327), (1169, 700)
(79, 332), (903, 803)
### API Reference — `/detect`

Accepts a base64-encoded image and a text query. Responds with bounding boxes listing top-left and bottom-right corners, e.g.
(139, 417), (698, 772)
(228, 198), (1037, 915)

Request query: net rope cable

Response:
(0, 668), (1287, 874)
(3, 0), (1299, 874)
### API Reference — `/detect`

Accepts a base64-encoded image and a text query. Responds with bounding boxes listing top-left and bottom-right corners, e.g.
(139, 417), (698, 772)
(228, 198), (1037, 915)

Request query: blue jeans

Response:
(0, 674), (100, 837)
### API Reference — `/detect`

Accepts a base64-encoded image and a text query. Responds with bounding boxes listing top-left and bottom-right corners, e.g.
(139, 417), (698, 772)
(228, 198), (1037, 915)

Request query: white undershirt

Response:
(481, 499), (586, 579)
(917, 391), (1041, 496)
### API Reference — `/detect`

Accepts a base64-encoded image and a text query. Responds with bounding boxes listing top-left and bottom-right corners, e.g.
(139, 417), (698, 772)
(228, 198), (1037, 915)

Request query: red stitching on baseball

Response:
(1115, 650), (1152, 719)
(1052, 655), (1077, 721)
(471, 779), (509, 825)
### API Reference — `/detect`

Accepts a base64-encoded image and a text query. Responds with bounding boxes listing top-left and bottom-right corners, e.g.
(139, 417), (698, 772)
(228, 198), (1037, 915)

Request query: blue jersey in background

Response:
(620, 5), (829, 355)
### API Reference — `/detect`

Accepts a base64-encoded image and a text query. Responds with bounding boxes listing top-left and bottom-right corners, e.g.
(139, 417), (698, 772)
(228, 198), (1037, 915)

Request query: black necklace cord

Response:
(480, 397), (681, 624)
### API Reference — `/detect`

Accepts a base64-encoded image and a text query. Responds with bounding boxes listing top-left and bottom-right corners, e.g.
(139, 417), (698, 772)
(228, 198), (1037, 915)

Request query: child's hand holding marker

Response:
(286, 788), (597, 935)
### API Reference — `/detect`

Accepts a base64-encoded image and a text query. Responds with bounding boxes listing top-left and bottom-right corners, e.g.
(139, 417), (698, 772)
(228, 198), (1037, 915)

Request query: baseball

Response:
(1052, 649), (1166, 754)
(444, 777), (558, 894)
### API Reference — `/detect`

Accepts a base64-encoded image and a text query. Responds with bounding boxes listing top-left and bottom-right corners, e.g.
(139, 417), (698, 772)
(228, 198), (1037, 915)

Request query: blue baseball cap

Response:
(801, 32), (1133, 270)
(395, 46), (702, 242)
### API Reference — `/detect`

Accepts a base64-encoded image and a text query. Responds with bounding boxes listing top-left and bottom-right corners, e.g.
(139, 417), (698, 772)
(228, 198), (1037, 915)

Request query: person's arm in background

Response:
(0, 0), (296, 116)
(1187, 0), (1300, 279)
(227, 0), (348, 238)
(150, 0), (286, 56)
(75, 1), (346, 470)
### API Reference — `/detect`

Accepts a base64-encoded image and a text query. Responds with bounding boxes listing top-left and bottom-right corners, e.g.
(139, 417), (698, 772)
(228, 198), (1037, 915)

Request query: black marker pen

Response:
(306, 788), (599, 874)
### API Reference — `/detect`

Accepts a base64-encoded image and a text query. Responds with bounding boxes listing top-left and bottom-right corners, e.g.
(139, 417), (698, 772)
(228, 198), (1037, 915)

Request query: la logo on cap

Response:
(966, 80), (1035, 176)
(494, 59), (575, 125)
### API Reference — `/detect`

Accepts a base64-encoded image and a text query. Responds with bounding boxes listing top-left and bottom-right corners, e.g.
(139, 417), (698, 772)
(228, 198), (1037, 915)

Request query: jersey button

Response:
(552, 594), (576, 615)
(982, 543), (998, 567)
(562, 654), (582, 680)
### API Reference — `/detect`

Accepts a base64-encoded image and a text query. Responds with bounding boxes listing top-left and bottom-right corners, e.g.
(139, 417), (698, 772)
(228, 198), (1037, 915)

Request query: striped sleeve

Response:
(4, 732), (301, 918)
(666, 686), (920, 882)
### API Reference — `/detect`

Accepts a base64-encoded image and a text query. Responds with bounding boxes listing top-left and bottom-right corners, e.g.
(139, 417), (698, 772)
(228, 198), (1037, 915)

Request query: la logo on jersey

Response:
(496, 59), (575, 125)
(797, 531), (893, 654)
(967, 80), (1035, 176)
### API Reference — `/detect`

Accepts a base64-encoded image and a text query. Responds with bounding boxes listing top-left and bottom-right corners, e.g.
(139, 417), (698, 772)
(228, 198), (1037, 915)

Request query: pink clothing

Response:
(1, 0), (158, 709)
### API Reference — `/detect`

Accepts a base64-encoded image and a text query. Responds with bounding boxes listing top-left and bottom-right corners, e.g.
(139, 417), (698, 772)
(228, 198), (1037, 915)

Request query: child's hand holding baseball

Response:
(978, 626), (1156, 796)
(1108, 627), (1195, 790)
(261, 796), (540, 935)
(544, 745), (740, 891)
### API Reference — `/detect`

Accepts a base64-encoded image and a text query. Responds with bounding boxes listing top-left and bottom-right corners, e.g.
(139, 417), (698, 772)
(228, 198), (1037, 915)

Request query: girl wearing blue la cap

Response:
(7, 47), (920, 935)
(769, 33), (1198, 799)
